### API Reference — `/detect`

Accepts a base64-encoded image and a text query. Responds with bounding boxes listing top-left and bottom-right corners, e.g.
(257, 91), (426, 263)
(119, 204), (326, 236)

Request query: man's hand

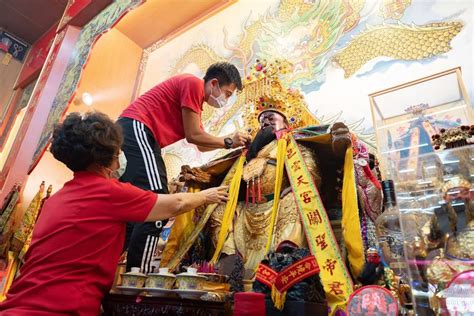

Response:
(201, 186), (229, 204)
(183, 108), (249, 150)
(231, 131), (251, 148)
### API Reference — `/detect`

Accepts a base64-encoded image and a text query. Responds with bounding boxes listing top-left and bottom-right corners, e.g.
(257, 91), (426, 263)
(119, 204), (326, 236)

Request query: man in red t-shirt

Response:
(118, 62), (250, 272)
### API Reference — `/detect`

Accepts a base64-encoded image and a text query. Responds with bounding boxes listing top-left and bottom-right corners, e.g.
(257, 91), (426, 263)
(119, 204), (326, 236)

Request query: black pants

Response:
(117, 117), (169, 273)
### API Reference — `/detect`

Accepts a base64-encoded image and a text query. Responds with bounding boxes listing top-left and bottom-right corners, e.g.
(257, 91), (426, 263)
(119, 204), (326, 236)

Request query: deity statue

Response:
(161, 60), (383, 313)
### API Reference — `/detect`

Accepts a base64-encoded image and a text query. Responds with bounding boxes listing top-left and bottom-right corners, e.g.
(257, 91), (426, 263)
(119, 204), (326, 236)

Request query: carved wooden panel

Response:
(102, 294), (230, 316)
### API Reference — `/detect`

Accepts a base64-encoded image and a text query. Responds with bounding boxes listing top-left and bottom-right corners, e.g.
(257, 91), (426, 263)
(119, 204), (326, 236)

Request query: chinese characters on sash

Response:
(284, 135), (353, 313)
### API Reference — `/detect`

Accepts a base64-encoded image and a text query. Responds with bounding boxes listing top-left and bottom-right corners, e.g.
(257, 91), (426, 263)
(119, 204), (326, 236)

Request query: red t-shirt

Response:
(0, 171), (157, 316)
(120, 73), (205, 148)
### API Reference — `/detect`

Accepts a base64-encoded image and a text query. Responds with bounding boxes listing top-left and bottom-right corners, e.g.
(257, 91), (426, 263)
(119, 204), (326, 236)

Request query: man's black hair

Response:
(203, 62), (243, 91)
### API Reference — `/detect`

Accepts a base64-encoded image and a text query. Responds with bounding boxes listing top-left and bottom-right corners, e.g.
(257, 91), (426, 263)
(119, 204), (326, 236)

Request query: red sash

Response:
(256, 256), (320, 309)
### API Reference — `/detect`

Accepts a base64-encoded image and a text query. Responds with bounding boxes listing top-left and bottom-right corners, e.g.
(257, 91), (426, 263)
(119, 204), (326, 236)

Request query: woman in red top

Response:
(0, 112), (228, 316)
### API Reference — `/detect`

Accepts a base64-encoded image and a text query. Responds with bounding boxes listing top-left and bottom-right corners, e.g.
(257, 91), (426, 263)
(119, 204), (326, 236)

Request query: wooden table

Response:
(102, 293), (230, 316)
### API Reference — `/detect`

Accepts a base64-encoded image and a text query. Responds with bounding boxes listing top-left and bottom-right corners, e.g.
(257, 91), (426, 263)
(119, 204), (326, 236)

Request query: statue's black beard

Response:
(246, 126), (276, 161)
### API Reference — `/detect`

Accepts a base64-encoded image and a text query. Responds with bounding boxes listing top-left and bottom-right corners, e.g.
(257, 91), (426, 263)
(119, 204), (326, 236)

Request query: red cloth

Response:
(120, 73), (205, 148)
(234, 292), (266, 316)
(0, 171), (157, 316)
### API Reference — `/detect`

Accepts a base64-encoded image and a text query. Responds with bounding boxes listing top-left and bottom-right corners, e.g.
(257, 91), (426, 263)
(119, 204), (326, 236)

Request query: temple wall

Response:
(68, 28), (142, 119)
(138, 0), (473, 168)
(0, 26), (81, 213)
(19, 27), (142, 215)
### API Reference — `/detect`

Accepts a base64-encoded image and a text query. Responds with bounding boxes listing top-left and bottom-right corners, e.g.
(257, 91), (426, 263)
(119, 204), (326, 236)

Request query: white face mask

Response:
(111, 151), (127, 179)
(209, 83), (228, 108)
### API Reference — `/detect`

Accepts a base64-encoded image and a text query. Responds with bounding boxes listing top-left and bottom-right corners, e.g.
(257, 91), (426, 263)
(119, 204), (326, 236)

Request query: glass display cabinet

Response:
(369, 68), (473, 315)
(369, 67), (473, 175)
(390, 145), (473, 315)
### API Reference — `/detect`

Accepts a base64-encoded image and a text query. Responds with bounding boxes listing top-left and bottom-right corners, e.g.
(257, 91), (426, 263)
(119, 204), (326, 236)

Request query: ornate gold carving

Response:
(243, 158), (267, 183)
(432, 125), (474, 150)
(242, 59), (320, 136)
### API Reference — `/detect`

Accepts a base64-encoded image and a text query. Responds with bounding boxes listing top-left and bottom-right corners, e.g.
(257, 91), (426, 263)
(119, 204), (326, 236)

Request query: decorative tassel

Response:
(271, 284), (287, 311)
(252, 177), (256, 205)
(249, 179), (253, 204)
(258, 176), (262, 202)
(246, 181), (249, 208)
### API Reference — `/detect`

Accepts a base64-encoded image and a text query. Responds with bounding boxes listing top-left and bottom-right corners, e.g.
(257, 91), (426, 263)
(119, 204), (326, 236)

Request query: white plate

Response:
(174, 289), (207, 300)
(116, 286), (144, 295)
(144, 287), (176, 297)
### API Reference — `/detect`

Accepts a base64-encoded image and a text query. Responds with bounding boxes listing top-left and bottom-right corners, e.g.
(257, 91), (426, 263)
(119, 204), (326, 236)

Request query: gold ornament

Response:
(242, 59), (320, 136)
(446, 221), (474, 260)
(441, 176), (471, 196)
(427, 249), (456, 285)
(432, 125), (474, 150)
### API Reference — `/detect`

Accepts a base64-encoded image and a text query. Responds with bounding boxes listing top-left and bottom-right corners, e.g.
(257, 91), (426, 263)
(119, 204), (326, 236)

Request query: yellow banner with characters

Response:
(284, 135), (353, 313)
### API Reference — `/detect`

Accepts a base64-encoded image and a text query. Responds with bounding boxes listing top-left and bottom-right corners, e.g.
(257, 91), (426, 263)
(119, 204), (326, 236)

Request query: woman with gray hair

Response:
(0, 111), (228, 316)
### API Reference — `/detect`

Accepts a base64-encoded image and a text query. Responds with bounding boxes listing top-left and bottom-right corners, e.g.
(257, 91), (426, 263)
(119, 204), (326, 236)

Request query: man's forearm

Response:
(196, 145), (218, 152)
(187, 130), (225, 149)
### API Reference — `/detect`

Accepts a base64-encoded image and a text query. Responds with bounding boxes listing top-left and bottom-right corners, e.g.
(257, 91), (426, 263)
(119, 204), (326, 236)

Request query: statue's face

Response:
(259, 111), (287, 131)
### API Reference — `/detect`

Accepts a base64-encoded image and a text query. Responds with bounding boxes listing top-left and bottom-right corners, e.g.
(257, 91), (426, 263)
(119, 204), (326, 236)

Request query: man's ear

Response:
(210, 78), (219, 86)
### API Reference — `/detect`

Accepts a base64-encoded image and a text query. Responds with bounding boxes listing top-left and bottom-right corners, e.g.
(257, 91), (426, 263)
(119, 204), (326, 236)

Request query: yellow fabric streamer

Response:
(210, 154), (246, 263)
(341, 147), (364, 277)
(264, 136), (287, 254)
(165, 158), (242, 271)
(160, 186), (199, 268)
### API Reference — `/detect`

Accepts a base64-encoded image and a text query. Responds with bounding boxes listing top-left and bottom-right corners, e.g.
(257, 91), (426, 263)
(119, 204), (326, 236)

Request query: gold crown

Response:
(242, 59), (319, 135)
(441, 176), (471, 195)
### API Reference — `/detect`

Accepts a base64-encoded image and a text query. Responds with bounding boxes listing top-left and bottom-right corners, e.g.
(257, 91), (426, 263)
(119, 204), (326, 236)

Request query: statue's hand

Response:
(330, 122), (351, 159)
(201, 186), (229, 204)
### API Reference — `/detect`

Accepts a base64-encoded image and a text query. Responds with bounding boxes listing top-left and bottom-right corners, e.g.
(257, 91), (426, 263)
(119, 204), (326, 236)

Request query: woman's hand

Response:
(201, 186), (229, 204)
(147, 186), (229, 221)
